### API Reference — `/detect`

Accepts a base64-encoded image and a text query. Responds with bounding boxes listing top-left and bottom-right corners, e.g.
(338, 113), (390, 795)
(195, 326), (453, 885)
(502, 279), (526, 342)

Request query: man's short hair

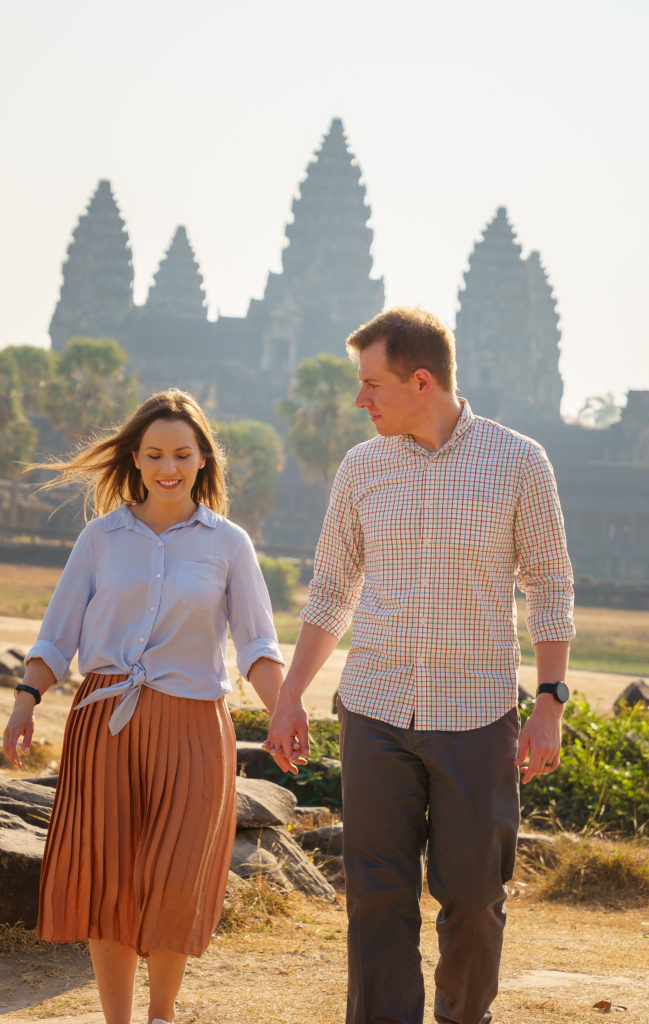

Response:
(346, 307), (457, 393)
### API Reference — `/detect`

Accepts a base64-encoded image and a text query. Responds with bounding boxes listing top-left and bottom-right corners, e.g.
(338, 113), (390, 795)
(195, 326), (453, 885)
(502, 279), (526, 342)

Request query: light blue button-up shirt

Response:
(26, 503), (284, 733)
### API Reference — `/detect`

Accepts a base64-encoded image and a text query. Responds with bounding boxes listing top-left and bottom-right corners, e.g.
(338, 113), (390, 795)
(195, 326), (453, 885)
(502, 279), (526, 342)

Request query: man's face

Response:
(355, 339), (419, 436)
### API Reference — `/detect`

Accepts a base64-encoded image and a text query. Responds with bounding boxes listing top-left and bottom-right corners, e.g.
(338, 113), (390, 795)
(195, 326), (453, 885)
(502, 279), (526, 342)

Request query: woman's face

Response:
(134, 417), (205, 510)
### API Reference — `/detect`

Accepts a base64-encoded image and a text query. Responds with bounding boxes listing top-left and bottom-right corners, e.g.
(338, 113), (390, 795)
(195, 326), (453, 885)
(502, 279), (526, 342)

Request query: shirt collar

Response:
(103, 502), (221, 533)
(401, 398), (474, 459)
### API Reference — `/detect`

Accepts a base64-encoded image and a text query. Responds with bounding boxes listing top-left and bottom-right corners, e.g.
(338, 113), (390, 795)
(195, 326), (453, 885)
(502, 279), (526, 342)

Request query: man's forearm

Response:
(533, 640), (570, 688)
(280, 620), (340, 699)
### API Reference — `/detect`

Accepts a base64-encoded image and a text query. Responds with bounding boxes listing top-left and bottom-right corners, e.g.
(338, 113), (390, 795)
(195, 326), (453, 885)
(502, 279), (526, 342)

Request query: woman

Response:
(2, 389), (297, 1024)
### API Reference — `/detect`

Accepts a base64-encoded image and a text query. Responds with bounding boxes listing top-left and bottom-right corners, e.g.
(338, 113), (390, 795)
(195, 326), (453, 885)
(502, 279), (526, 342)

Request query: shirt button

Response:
(138, 636), (145, 643)
(157, 540), (163, 547)
(149, 606), (155, 612)
(156, 573), (161, 579)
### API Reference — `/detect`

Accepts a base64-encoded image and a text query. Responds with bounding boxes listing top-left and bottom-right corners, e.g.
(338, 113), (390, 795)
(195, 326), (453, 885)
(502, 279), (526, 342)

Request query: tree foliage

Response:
(214, 419), (284, 539)
(0, 349), (38, 479)
(276, 354), (372, 494)
(4, 346), (55, 414)
(45, 337), (139, 442)
(577, 392), (623, 429)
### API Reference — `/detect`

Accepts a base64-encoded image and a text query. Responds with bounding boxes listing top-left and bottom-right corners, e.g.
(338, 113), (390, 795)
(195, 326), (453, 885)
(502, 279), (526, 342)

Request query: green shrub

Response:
(231, 709), (342, 807)
(520, 698), (649, 837)
(258, 555), (300, 610)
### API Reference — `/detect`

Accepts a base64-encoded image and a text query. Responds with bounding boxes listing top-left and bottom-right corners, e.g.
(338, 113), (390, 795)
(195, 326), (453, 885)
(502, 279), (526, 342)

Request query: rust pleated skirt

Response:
(37, 672), (237, 957)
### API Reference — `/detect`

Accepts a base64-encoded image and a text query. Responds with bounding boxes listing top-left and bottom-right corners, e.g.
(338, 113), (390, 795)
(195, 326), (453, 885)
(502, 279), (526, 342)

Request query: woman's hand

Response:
(3, 693), (36, 768)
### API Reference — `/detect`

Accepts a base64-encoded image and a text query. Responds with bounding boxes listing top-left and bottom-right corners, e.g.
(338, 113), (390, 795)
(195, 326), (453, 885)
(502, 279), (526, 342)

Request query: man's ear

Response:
(414, 368), (435, 393)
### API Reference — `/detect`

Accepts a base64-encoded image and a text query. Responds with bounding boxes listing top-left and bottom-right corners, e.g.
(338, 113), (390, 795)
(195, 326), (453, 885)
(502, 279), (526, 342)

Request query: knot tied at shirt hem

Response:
(74, 663), (147, 735)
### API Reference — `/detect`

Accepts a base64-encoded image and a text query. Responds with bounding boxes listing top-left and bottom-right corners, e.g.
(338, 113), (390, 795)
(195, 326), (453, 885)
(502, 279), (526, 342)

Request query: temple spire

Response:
(252, 117), (384, 373)
(145, 226), (207, 321)
(455, 206), (562, 424)
(525, 251), (563, 414)
(49, 180), (134, 351)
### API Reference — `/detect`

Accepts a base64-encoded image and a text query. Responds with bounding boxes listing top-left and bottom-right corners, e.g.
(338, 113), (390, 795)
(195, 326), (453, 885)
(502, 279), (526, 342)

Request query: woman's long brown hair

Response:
(36, 389), (228, 520)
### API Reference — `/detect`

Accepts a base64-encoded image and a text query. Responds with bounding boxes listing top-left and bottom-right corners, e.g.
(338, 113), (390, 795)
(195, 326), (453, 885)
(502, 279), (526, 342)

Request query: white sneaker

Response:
(151, 1019), (171, 1024)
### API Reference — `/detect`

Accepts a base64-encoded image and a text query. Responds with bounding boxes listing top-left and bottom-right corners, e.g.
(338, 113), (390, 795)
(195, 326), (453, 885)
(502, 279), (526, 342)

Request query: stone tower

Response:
(525, 250), (563, 415)
(455, 206), (562, 425)
(145, 226), (208, 321)
(125, 226), (213, 401)
(248, 117), (385, 375)
(49, 180), (134, 351)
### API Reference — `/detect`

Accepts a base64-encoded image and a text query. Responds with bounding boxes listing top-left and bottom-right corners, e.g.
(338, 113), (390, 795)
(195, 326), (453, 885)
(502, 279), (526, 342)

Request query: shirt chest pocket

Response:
(175, 559), (227, 606)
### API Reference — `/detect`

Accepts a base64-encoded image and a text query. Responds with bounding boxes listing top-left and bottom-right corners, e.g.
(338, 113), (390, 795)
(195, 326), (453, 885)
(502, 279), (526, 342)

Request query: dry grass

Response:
(0, 737), (61, 773)
(0, 564), (59, 619)
(535, 835), (649, 906)
(218, 875), (292, 933)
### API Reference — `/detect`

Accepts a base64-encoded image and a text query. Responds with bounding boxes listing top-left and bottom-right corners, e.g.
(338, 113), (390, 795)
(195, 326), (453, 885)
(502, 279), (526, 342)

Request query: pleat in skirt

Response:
(37, 672), (237, 957)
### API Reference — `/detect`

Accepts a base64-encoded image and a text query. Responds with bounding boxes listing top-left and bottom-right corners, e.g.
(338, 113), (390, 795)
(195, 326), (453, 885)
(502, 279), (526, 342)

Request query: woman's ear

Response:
(132, 452), (140, 470)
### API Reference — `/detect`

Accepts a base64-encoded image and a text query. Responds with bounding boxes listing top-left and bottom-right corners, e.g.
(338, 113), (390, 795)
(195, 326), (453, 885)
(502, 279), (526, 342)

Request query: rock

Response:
(292, 806), (335, 824)
(230, 830), (293, 889)
(614, 679), (649, 712)
(24, 775), (59, 789)
(237, 825), (336, 902)
(236, 776), (297, 827)
(237, 740), (275, 779)
(0, 779), (55, 829)
(296, 823), (343, 857)
(0, 809), (47, 928)
(225, 869), (248, 894)
(0, 646), (25, 678)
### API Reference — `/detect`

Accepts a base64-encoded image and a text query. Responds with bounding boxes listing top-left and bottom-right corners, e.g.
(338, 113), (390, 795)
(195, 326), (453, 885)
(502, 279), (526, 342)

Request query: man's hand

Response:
(515, 694), (563, 785)
(263, 693), (310, 775)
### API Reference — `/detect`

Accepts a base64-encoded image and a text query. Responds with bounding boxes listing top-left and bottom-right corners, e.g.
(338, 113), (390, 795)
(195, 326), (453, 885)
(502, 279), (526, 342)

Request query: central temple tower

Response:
(247, 117), (385, 374)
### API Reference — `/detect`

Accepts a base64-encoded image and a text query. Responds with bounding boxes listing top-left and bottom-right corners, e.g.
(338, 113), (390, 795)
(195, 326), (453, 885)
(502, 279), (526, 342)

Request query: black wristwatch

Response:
(14, 683), (42, 705)
(536, 681), (569, 704)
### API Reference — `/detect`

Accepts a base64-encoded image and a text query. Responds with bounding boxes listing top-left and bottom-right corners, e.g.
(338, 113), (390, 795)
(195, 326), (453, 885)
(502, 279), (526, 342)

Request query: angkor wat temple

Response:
(48, 118), (649, 584)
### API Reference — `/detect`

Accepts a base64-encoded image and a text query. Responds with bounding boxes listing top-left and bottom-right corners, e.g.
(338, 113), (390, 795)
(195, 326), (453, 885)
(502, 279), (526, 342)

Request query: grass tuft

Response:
(535, 835), (649, 906)
(0, 737), (60, 773)
(218, 875), (291, 933)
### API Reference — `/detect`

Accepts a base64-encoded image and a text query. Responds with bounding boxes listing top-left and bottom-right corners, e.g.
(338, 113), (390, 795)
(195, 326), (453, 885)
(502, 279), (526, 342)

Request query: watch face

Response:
(555, 682), (570, 703)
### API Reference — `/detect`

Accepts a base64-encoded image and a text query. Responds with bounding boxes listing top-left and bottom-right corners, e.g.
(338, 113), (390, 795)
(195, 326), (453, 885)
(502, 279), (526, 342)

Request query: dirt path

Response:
(1, 892), (648, 1022)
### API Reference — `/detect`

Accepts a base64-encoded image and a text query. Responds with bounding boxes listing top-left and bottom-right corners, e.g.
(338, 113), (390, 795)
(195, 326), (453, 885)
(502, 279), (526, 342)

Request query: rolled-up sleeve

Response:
(25, 527), (95, 680)
(226, 532), (284, 679)
(514, 446), (576, 644)
(301, 455), (365, 639)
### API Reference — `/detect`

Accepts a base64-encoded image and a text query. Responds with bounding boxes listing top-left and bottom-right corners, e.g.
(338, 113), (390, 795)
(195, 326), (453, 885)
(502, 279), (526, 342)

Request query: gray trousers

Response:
(338, 702), (520, 1024)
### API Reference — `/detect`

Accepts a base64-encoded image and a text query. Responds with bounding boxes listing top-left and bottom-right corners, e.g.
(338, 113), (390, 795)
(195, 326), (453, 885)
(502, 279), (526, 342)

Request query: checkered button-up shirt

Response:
(302, 400), (575, 731)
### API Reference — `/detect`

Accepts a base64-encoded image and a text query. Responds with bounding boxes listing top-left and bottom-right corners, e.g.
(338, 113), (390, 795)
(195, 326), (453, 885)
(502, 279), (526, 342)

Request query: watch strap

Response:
(14, 683), (42, 705)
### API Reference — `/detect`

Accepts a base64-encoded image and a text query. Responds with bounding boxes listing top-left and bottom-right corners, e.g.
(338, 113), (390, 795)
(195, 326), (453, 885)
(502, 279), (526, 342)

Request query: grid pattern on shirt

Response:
(302, 401), (575, 731)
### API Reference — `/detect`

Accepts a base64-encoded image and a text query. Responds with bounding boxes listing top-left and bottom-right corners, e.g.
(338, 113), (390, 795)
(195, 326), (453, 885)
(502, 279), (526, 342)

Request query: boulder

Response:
(0, 779), (55, 827)
(235, 776), (297, 827)
(230, 834), (293, 889)
(0, 645), (25, 679)
(237, 825), (336, 902)
(296, 822), (343, 857)
(614, 679), (649, 712)
(292, 806), (335, 824)
(237, 740), (275, 779)
(0, 809), (47, 928)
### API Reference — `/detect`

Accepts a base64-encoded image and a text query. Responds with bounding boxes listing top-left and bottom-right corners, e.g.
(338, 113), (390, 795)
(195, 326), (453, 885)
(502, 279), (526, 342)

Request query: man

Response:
(266, 307), (575, 1024)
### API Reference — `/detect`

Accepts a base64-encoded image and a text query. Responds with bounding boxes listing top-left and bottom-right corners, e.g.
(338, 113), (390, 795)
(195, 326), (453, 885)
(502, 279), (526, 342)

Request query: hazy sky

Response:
(1, 0), (647, 417)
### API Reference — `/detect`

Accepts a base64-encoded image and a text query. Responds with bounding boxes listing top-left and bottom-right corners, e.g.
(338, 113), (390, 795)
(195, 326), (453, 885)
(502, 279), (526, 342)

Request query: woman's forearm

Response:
(247, 656), (285, 714)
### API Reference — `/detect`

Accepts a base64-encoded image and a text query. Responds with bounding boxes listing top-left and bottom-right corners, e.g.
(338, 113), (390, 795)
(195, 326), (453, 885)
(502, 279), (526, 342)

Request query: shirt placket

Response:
(415, 449), (441, 725)
(134, 534), (165, 651)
